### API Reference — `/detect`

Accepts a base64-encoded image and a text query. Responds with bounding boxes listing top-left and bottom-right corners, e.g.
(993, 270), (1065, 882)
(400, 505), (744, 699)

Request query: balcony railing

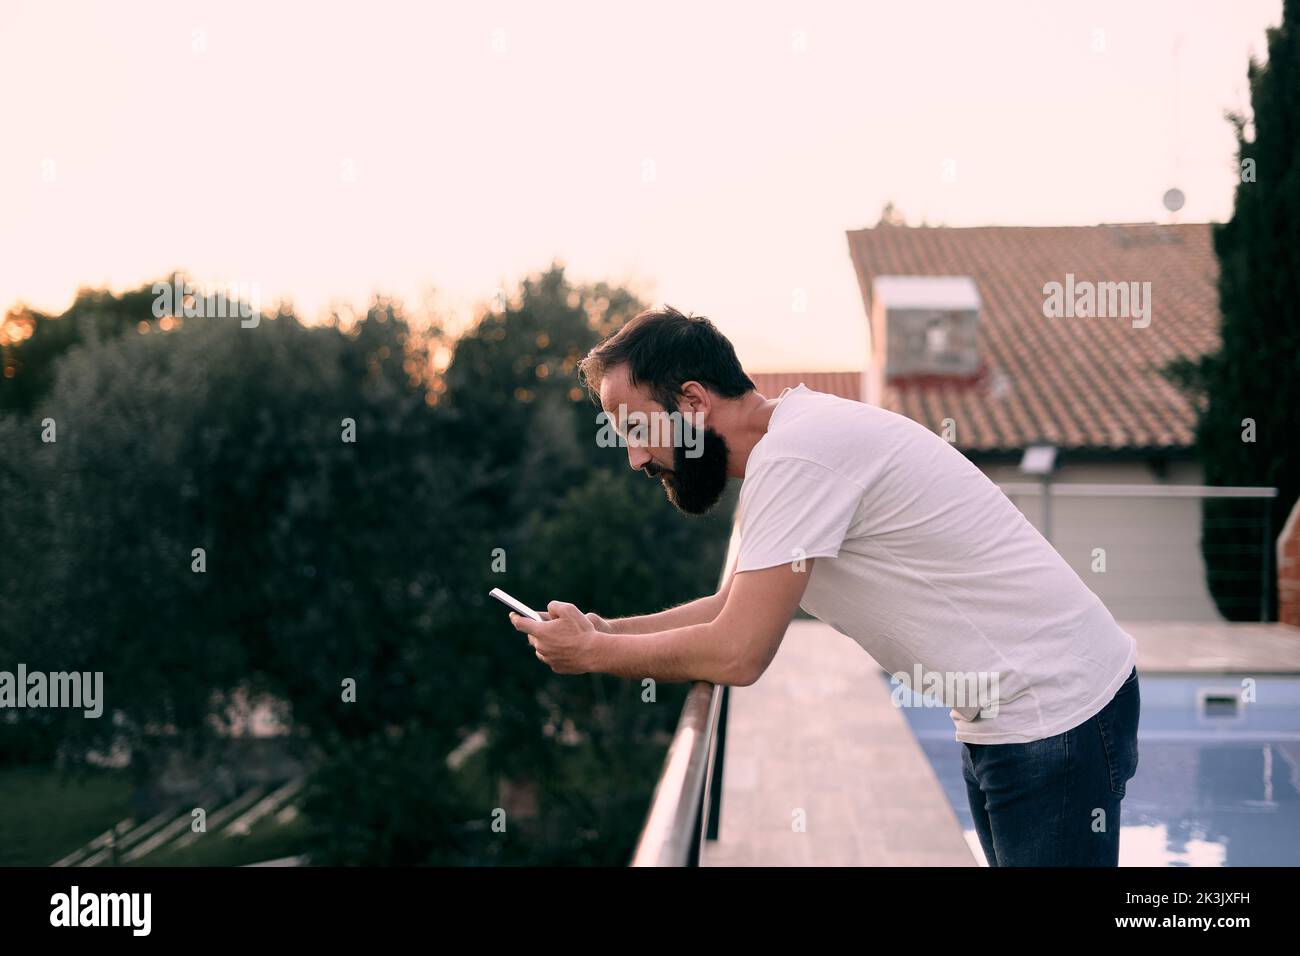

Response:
(998, 482), (1279, 622)
(629, 522), (739, 866)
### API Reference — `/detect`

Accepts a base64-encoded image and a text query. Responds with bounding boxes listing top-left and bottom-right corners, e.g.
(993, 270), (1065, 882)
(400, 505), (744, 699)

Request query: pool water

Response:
(886, 673), (1300, 866)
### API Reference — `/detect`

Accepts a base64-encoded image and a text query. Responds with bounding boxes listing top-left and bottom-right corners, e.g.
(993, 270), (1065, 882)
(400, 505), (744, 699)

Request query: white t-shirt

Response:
(735, 384), (1137, 744)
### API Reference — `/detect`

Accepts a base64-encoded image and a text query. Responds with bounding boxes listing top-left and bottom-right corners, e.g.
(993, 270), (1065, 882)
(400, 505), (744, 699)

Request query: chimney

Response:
(866, 275), (981, 404)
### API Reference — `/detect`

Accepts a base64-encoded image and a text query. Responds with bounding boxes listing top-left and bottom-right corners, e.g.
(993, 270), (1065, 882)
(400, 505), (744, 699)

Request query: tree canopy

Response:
(1169, 0), (1299, 620)
(0, 264), (732, 864)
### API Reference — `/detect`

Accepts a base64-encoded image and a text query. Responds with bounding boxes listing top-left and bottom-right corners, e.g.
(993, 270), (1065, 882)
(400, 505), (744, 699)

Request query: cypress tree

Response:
(1171, 0), (1300, 619)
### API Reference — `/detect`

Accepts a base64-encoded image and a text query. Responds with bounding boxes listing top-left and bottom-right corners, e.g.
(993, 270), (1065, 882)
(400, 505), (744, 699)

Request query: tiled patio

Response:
(701, 619), (975, 866)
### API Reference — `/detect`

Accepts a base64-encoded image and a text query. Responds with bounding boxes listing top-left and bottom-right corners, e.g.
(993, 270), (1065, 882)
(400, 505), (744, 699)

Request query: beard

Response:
(648, 426), (730, 515)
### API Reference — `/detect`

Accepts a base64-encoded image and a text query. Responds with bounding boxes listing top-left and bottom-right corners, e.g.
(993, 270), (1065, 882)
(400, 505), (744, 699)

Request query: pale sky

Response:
(0, 0), (1281, 370)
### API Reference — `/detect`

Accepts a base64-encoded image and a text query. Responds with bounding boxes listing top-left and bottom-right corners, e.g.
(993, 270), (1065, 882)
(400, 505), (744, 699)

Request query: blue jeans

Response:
(961, 666), (1140, 866)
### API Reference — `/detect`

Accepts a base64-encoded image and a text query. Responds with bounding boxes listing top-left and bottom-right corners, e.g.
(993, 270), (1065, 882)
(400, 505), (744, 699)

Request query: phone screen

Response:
(488, 588), (543, 622)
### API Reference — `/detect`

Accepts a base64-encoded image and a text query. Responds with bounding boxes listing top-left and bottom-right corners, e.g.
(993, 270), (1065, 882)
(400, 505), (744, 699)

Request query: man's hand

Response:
(510, 601), (602, 675)
(546, 562), (811, 685)
(532, 610), (607, 629)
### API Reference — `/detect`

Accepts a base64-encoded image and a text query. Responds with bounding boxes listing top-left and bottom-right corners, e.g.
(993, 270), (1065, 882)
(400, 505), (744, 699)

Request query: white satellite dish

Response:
(1163, 188), (1185, 212)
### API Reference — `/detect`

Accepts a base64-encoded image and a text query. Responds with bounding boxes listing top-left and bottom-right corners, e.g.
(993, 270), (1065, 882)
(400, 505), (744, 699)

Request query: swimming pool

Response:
(886, 673), (1300, 866)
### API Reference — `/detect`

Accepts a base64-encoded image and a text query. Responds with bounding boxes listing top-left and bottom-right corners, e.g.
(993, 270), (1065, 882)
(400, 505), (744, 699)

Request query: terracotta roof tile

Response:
(833, 222), (1218, 453)
(750, 370), (864, 403)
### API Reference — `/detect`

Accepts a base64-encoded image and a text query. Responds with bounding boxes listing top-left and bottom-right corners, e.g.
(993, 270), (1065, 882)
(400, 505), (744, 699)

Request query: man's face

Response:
(599, 365), (730, 515)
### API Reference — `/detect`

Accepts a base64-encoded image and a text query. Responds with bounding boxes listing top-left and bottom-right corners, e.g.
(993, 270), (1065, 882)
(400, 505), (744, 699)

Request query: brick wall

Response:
(1279, 496), (1300, 628)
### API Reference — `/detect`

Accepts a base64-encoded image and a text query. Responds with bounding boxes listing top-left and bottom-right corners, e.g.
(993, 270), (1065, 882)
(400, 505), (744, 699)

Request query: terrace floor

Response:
(701, 619), (975, 866)
(701, 618), (1300, 867)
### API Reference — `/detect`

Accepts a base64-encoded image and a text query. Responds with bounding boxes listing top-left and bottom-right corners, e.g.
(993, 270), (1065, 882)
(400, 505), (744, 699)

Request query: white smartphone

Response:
(488, 587), (544, 622)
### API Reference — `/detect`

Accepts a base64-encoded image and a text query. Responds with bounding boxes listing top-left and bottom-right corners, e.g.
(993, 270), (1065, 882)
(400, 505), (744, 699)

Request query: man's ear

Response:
(677, 380), (712, 417)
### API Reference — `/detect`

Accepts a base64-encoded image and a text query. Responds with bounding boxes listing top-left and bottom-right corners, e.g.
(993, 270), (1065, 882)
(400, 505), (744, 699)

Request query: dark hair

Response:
(578, 305), (755, 412)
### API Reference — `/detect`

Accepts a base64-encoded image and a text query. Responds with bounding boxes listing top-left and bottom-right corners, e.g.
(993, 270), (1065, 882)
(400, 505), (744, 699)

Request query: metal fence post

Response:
(1261, 502), (1273, 623)
(705, 684), (729, 842)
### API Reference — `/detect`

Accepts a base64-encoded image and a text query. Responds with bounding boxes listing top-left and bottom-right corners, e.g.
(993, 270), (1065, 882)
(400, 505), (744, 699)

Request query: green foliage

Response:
(299, 726), (484, 865)
(0, 264), (733, 864)
(1167, 0), (1300, 620)
(1, 285), (165, 414)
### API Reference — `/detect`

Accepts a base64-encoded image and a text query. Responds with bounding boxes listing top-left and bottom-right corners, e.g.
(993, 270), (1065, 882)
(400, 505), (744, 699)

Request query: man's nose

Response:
(627, 445), (652, 471)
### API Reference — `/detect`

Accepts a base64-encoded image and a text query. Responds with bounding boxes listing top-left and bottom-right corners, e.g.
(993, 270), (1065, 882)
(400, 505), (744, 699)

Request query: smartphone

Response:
(488, 587), (544, 622)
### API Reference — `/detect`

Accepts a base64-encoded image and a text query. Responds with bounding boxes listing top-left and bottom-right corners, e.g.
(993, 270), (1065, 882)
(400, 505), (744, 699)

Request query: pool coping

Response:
(1127, 621), (1300, 674)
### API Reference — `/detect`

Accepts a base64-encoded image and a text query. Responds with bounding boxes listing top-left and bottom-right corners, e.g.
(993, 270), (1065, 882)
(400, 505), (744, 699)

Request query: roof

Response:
(837, 222), (1219, 454)
(750, 370), (863, 404)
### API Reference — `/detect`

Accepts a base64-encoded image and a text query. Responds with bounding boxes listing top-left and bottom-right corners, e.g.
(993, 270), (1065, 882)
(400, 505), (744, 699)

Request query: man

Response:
(511, 305), (1141, 866)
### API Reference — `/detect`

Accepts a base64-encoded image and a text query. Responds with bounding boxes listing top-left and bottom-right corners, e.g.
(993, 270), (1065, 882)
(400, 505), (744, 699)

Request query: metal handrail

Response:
(997, 483), (1278, 498)
(629, 681), (725, 866)
(999, 482), (1279, 622)
(629, 521), (740, 866)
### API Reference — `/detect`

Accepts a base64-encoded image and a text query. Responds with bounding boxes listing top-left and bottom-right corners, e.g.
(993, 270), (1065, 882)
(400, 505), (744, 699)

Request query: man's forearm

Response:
(589, 620), (748, 685)
(603, 592), (724, 635)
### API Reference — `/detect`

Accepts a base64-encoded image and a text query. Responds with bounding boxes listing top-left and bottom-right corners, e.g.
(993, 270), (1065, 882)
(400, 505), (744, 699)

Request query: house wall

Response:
(976, 459), (1229, 623)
